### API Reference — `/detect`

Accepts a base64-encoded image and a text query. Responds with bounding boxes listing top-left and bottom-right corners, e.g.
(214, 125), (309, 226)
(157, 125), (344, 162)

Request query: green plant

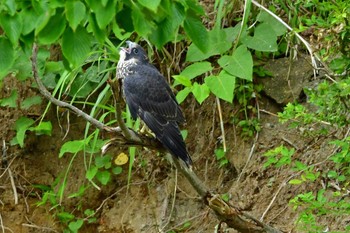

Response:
(11, 117), (52, 147)
(279, 78), (350, 128)
(263, 145), (295, 168)
(33, 176), (87, 233)
(289, 188), (350, 233)
(214, 148), (229, 167)
(273, 72), (350, 231)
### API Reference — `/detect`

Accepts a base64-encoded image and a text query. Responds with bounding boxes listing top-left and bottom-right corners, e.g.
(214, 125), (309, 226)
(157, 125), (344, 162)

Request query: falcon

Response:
(117, 41), (192, 167)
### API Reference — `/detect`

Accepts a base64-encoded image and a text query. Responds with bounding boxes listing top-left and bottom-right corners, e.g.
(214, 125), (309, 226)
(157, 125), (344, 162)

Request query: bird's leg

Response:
(139, 122), (155, 137)
(140, 124), (147, 134)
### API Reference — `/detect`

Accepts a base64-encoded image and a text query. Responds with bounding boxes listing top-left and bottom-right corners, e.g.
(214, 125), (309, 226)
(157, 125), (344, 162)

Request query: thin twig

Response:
(237, 132), (259, 183)
(260, 181), (286, 221)
(31, 44), (110, 132)
(163, 211), (207, 232)
(7, 168), (18, 205)
(22, 223), (58, 233)
(237, 96), (260, 183)
(1, 140), (7, 168)
(36, 46), (128, 134)
(216, 97), (226, 152)
(160, 168), (178, 231)
(2, 140), (18, 205)
(0, 212), (5, 233)
(282, 137), (299, 150)
(109, 77), (137, 141)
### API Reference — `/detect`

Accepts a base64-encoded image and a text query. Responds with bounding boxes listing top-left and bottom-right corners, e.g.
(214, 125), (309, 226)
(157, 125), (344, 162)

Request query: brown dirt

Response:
(0, 72), (346, 233)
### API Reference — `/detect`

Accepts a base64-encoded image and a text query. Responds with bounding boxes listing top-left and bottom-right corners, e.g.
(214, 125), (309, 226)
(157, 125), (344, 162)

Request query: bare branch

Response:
(31, 44), (110, 132)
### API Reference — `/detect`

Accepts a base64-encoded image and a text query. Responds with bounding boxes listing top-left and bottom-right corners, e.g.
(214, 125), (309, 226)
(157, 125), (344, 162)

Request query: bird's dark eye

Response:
(132, 48), (138, 54)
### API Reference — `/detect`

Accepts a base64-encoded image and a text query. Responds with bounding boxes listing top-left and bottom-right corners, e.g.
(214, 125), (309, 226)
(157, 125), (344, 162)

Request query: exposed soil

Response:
(1, 59), (347, 233)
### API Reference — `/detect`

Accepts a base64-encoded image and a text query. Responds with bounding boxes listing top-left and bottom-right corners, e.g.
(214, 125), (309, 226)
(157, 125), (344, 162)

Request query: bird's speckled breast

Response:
(117, 59), (138, 80)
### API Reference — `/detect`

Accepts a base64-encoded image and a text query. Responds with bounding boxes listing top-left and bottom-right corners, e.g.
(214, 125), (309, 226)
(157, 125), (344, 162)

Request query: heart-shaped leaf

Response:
(218, 45), (253, 81)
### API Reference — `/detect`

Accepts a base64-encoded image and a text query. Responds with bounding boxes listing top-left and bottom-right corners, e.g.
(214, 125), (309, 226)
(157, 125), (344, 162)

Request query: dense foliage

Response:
(0, 0), (349, 232)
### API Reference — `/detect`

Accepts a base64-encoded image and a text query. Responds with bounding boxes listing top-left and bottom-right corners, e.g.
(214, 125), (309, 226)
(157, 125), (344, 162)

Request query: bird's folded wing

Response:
(123, 71), (184, 122)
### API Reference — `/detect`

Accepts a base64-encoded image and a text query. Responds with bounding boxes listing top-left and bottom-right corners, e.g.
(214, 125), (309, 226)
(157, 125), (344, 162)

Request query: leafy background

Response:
(0, 0), (350, 232)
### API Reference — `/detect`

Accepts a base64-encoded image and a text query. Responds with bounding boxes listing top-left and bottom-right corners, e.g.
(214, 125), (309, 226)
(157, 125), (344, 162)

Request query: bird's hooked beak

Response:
(120, 41), (137, 54)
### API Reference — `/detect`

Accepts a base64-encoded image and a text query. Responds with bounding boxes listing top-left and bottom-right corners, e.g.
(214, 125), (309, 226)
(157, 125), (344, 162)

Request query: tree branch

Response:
(31, 43), (282, 233)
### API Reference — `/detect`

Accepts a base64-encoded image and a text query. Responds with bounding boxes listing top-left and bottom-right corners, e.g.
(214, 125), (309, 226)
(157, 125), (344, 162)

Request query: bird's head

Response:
(119, 41), (148, 64)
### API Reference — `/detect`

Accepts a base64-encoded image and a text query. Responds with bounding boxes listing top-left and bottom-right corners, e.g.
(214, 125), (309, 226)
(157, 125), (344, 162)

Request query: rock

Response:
(260, 54), (314, 104)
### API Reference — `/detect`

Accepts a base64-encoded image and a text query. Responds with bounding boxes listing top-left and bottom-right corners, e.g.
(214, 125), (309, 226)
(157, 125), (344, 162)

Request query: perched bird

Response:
(117, 41), (192, 167)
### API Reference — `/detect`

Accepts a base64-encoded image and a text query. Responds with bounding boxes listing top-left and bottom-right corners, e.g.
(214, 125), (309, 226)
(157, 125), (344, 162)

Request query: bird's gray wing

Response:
(142, 111), (191, 165)
(122, 69), (192, 165)
(123, 68), (184, 122)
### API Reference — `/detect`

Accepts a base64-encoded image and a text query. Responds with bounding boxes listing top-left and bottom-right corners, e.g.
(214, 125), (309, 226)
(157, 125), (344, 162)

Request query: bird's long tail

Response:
(142, 112), (193, 167)
(159, 122), (193, 167)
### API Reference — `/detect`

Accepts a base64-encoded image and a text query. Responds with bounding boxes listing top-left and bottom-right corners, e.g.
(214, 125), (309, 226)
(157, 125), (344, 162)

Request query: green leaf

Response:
(293, 160), (307, 171)
(192, 82), (210, 104)
(68, 185), (88, 198)
(241, 23), (278, 52)
(34, 8), (53, 35)
(0, 13), (22, 45)
(289, 179), (303, 185)
(57, 212), (75, 222)
(257, 11), (286, 36)
(205, 70), (236, 103)
(21, 9), (40, 35)
(112, 21), (132, 40)
(62, 26), (92, 67)
(176, 87), (191, 104)
(65, 1), (86, 31)
(29, 121), (52, 136)
(327, 170), (337, 179)
(88, 14), (106, 43)
(149, 2), (185, 48)
(181, 129), (188, 140)
(132, 6), (155, 37)
(86, 166), (98, 181)
(218, 45), (253, 81)
(214, 148), (226, 160)
(138, 0), (161, 12)
(14, 117), (35, 148)
(0, 37), (15, 79)
(112, 166), (123, 175)
(59, 140), (86, 158)
(10, 50), (32, 81)
(4, 0), (16, 15)
(172, 75), (192, 87)
(68, 219), (84, 233)
(45, 61), (64, 73)
(180, 61), (213, 79)
(86, 0), (116, 29)
(37, 9), (66, 45)
(69, 74), (95, 98)
(186, 26), (239, 62)
(0, 90), (17, 108)
(21, 96), (42, 109)
(184, 12), (208, 53)
(96, 170), (111, 185)
(84, 209), (95, 216)
(338, 175), (346, 182)
(95, 155), (112, 169)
